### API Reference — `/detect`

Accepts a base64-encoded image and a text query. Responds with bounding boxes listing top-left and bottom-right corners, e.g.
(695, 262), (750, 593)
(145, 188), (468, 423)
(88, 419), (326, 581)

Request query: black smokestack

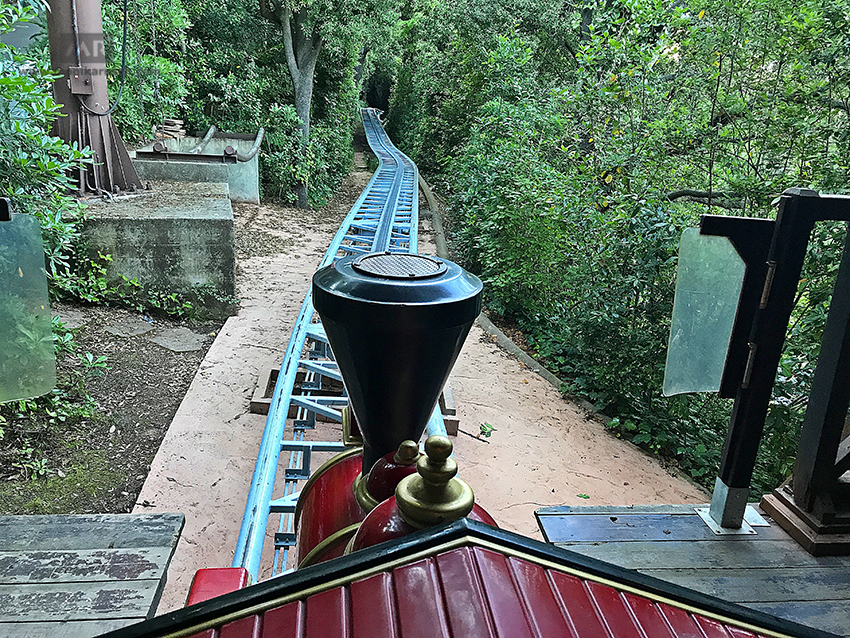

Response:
(312, 253), (482, 474)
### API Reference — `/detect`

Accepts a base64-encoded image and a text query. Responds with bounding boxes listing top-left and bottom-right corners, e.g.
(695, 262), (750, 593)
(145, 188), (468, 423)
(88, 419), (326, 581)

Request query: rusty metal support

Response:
(47, 0), (141, 195)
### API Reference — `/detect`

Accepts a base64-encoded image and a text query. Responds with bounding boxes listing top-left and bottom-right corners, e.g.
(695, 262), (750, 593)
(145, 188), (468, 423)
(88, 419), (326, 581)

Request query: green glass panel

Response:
(0, 214), (56, 403)
(663, 228), (745, 397)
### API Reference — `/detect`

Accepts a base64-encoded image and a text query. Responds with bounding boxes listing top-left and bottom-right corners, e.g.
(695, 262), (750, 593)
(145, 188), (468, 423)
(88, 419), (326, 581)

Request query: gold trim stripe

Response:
(297, 523), (362, 569)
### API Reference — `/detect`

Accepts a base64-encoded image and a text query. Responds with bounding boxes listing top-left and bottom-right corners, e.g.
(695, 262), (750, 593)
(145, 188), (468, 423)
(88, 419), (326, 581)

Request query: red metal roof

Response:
(101, 520), (833, 638)
(191, 546), (773, 638)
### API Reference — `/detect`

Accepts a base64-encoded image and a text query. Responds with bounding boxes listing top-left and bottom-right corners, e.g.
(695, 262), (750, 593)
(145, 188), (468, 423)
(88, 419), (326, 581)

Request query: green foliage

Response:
(12, 444), (49, 480)
(390, 0), (850, 491)
(101, 0), (190, 142)
(52, 252), (234, 319)
(180, 0), (363, 206)
(0, 5), (89, 279)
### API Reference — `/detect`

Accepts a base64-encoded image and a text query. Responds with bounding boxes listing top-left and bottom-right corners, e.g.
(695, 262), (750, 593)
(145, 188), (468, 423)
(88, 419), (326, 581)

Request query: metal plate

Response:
(68, 66), (94, 95)
(352, 253), (447, 280)
(695, 507), (757, 535)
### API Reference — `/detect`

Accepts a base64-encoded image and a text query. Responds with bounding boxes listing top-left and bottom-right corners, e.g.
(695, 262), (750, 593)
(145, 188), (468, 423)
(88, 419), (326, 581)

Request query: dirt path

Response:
(416, 221), (705, 540)
(136, 155), (706, 613)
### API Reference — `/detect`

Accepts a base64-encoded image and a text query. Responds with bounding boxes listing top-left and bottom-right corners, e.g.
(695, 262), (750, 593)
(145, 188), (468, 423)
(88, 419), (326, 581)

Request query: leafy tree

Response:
(0, 3), (89, 279)
(256, 0), (385, 207)
(101, 0), (191, 142)
(385, 0), (850, 490)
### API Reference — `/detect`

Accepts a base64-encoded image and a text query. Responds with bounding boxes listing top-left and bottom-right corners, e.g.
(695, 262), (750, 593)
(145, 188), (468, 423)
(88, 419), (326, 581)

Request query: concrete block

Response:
(133, 159), (229, 186)
(82, 181), (236, 308)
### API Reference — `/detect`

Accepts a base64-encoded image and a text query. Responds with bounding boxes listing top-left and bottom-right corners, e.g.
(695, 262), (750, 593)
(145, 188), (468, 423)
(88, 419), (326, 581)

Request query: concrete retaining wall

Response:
(82, 182), (236, 309)
(132, 134), (260, 204)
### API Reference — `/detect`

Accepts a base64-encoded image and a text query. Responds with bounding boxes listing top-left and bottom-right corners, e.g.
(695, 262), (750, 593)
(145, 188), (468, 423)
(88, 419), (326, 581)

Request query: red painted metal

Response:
(548, 570), (613, 636)
(297, 446), (496, 566)
(186, 568), (251, 607)
(471, 503), (498, 527)
(433, 548), (496, 638)
(657, 604), (712, 638)
(349, 572), (397, 638)
(220, 616), (261, 638)
(246, 546), (783, 637)
(585, 580), (643, 638)
(696, 614), (749, 638)
(472, 548), (535, 638)
(393, 558), (452, 638)
(506, 557), (575, 637)
(129, 541), (810, 638)
(261, 601), (302, 638)
(622, 592), (676, 638)
(351, 497), (497, 552)
(295, 452), (365, 565)
(305, 587), (348, 638)
(349, 497), (415, 552)
(365, 449), (419, 502)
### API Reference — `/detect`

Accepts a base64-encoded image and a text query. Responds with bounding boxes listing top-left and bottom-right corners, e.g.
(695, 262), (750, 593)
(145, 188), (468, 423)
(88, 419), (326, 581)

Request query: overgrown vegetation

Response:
(180, 0), (371, 206)
(4, 0), (849, 500)
(1, 0), (375, 502)
(388, 0), (850, 492)
(2, 4), (206, 499)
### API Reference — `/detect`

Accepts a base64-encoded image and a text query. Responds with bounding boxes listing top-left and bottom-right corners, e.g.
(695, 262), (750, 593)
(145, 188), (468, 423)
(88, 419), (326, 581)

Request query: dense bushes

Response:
(180, 0), (361, 206)
(387, 0), (850, 491)
(1, 4), (89, 281)
(98, 0), (190, 143)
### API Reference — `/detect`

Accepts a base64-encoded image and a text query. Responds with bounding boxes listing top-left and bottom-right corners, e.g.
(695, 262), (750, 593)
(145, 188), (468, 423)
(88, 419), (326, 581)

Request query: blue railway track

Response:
(232, 108), (445, 581)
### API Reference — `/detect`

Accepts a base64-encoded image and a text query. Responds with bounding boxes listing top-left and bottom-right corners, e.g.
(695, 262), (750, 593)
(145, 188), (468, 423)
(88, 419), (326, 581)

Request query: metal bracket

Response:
(696, 505), (768, 535)
(68, 66), (94, 95)
(269, 492), (300, 514)
(273, 532), (296, 548)
(281, 441), (348, 479)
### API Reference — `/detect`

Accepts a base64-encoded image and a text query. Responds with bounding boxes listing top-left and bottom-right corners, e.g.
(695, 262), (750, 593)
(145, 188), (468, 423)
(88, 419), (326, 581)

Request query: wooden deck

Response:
(536, 504), (850, 637)
(0, 513), (184, 638)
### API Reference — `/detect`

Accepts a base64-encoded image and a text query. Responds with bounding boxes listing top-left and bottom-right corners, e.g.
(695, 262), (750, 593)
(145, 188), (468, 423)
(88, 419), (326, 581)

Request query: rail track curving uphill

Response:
(232, 108), (445, 581)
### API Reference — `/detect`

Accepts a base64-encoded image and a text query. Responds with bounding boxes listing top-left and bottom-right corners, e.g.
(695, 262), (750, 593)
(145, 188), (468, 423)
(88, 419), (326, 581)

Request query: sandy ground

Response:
(135, 159), (706, 613)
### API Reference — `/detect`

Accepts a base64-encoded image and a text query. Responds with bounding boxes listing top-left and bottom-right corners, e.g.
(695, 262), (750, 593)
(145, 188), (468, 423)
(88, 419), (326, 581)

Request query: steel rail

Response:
(233, 108), (442, 581)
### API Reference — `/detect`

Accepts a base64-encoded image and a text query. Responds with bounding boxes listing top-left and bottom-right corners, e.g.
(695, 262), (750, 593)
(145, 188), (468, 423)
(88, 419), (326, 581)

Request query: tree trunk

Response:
(580, 7), (593, 41)
(293, 65), (315, 209)
(280, 8), (322, 209)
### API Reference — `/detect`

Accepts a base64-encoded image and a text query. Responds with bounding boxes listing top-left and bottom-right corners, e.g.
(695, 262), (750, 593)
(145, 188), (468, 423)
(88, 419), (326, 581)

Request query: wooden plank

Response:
(555, 539), (850, 570)
(538, 513), (790, 543)
(0, 581), (159, 622)
(0, 514), (184, 551)
(0, 548), (171, 584)
(537, 504), (707, 516)
(640, 566), (850, 603)
(746, 601), (850, 637)
(0, 619), (135, 638)
(440, 384), (456, 416)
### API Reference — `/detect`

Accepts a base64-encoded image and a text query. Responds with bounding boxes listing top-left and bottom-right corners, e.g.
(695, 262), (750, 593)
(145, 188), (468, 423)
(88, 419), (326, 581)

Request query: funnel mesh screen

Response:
(352, 253), (447, 279)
